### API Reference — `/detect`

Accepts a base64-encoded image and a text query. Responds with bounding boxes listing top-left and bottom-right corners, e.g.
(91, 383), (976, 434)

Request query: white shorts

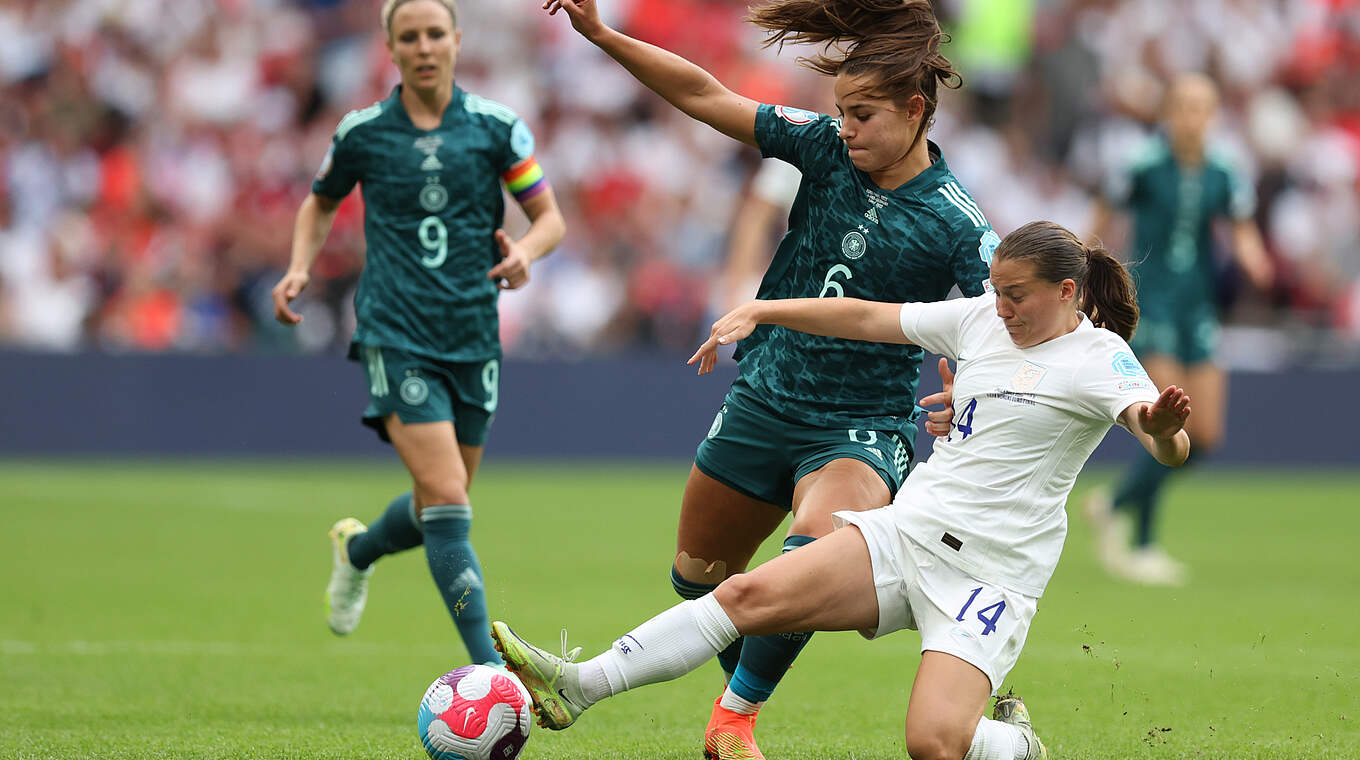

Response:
(833, 507), (1038, 693)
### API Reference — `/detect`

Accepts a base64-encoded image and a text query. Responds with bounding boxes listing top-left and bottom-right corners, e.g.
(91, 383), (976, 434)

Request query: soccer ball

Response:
(417, 664), (532, 760)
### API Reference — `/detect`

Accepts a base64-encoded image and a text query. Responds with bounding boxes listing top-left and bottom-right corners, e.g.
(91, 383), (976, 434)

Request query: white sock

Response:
(964, 716), (1027, 760)
(718, 687), (762, 715)
(582, 595), (739, 703)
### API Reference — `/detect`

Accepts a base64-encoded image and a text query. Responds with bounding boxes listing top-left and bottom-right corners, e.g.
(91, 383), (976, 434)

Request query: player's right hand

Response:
(688, 300), (762, 375)
(271, 271), (310, 325)
(543, 0), (606, 40)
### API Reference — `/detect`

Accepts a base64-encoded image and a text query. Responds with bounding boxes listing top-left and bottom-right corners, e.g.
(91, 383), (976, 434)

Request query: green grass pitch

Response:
(1, 459), (1357, 759)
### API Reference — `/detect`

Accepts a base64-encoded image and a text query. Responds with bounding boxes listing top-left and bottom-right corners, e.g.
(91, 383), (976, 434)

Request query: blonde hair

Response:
(381, 0), (458, 38)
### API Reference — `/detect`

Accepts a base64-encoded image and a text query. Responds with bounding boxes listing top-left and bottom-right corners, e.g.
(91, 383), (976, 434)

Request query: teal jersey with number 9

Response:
(738, 104), (995, 431)
(313, 85), (541, 362)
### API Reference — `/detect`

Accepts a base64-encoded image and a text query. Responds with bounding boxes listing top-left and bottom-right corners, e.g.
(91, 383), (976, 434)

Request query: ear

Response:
(1060, 278), (1077, 302)
(906, 93), (926, 121)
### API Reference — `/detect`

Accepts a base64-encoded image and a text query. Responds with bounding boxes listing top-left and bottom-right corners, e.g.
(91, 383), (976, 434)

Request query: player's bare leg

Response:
(387, 416), (501, 665)
(494, 525), (880, 733)
(906, 651), (1047, 760)
(707, 458), (889, 758)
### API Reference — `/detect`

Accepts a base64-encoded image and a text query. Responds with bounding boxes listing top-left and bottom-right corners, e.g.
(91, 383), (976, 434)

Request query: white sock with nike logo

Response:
(583, 594), (739, 702)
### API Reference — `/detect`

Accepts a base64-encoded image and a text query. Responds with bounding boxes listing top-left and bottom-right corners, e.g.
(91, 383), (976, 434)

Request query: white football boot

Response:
(325, 518), (374, 635)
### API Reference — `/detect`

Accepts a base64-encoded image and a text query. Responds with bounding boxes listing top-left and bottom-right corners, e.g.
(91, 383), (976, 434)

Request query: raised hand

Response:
(917, 357), (955, 438)
(1139, 384), (1191, 440)
(271, 270), (310, 325)
(542, 0), (607, 39)
(487, 229), (531, 290)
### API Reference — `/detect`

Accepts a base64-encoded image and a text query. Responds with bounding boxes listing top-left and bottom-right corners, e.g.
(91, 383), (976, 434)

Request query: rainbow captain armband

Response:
(502, 156), (547, 202)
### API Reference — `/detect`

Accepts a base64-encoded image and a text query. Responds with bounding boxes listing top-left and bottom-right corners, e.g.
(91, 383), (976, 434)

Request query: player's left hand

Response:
(917, 357), (956, 438)
(1140, 384), (1191, 439)
(487, 229), (531, 289)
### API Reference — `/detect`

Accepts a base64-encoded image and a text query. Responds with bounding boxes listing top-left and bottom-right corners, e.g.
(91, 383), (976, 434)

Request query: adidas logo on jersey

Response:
(863, 188), (888, 224)
(413, 134), (444, 172)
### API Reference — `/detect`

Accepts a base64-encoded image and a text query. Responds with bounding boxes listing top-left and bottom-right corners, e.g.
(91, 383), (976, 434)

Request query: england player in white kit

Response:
(490, 222), (1192, 760)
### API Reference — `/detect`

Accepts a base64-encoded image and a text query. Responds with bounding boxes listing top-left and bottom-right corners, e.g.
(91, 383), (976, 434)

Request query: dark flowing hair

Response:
(747, 0), (961, 152)
(993, 221), (1140, 342)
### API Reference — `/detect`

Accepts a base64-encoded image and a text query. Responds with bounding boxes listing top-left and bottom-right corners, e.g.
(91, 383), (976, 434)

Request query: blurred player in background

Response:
(545, 0), (994, 756)
(270, 0), (564, 663)
(718, 158), (801, 312)
(1085, 73), (1273, 586)
(494, 220), (1192, 760)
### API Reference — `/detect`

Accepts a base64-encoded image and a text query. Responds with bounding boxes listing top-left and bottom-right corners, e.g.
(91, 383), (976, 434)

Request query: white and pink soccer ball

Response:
(417, 664), (532, 760)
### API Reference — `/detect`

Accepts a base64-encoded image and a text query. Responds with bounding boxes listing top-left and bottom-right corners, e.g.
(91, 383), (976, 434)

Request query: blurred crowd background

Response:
(2, 0), (1357, 367)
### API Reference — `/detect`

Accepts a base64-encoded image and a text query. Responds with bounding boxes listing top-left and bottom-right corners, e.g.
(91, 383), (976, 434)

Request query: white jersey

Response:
(894, 294), (1160, 596)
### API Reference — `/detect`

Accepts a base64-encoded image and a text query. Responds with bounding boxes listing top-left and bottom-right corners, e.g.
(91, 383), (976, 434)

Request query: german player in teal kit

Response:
(1085, 74), (1272, 586)
(544, 0), (991, 756)
(271, 0), (565, 665)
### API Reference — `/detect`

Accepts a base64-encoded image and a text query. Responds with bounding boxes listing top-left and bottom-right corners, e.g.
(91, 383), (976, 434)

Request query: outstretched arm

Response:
(544, 0), (759, 147)
(689, 298), (908, 374)
(1119, 385), (1192, 466)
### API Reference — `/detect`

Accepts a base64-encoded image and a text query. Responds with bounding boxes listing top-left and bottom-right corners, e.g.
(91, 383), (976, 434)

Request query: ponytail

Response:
(993, 222), (1140, 342)
(1080, 243), (1139, 342)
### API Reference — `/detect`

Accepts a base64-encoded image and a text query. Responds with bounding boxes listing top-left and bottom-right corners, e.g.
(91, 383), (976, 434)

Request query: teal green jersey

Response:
(737, 104), (996, 431)
(313, 85), (546, 362)
(1108, 135), (1255, 311)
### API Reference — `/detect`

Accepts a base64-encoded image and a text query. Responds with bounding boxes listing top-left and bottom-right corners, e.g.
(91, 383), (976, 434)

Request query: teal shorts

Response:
(694, 382), (915, 509)
(1130, 302), (1219, 365)
(352, 344), (500, 447)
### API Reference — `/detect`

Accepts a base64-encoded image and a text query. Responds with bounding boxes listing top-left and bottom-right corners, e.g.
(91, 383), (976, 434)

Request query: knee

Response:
(712, 572), (765, 616)
(413, 476), (469, 509)
(904, 724), (971, 760)
(673, 551), (729, 587)
(671, 564), (718, 601)
(788, 506), (836, 538)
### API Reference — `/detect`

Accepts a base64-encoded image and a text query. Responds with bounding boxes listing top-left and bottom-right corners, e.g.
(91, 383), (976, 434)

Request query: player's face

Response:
(989, 257), (1077, 348)
(387, 0), (460, 93)
(833, 73), (924, 173)
(1165, 77), (1217, 147)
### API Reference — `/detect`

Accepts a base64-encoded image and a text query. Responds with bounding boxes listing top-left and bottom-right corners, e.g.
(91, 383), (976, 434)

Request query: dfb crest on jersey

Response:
(400, 373), (430, 406)
(420, 178), (449, 213)
(842, 229), (867, 260)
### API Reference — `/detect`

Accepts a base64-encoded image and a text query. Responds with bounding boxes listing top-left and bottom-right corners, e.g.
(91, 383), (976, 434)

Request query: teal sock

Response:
(672, 567), (743, 678)
(1111, 451), (1173, 547)
(728, 535), (816, 704)
(348, 492), (422, 571)
(422, 505), (502, 665)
